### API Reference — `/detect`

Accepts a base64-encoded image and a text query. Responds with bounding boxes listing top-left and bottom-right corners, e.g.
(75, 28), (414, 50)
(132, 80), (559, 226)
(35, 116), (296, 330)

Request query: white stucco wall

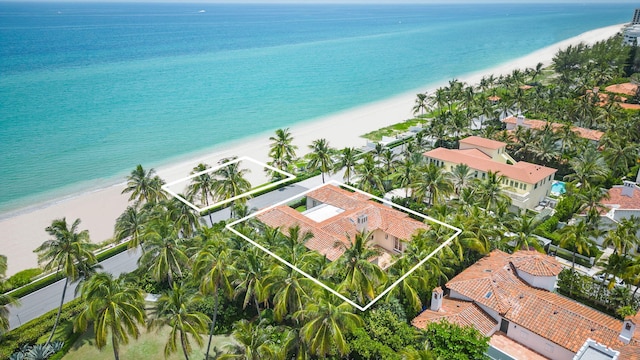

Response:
(506, 322), (575, 360)
(516, 271), (556, 292)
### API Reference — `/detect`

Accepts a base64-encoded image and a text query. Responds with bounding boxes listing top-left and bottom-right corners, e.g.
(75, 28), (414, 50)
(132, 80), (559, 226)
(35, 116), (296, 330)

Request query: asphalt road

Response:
(7, 171), (336, 331)
(7, 248), (142, 330)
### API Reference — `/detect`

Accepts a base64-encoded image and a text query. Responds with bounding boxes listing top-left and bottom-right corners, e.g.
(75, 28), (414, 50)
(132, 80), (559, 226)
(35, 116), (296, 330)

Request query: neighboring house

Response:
(624, 24), (640, 46)
(412, 250), (640, 360)
(257, 184), (429, 268)
(423, 136), (557, 210)
(502, 115), (604, 144)
(581, 181), (640, 254)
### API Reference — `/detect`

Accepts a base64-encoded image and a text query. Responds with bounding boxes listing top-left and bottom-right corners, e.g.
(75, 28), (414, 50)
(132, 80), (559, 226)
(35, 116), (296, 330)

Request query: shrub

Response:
(425, 321), (490, 360)
(7, 268), (42, 290)
(0, 299), (84, 359)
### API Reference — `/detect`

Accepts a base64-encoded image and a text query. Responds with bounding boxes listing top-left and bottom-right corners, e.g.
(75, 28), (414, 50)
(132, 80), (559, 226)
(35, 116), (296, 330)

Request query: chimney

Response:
(620, 312), (639, 344)
(356, 213), (368, 232)
(516, 115), (525, 127)
(431, 287), (444, 311)
(621, 180), (636, 198)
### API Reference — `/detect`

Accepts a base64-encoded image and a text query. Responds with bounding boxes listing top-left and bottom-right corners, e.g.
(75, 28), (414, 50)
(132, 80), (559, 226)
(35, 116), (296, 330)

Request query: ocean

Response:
(0, 2), (633, 214)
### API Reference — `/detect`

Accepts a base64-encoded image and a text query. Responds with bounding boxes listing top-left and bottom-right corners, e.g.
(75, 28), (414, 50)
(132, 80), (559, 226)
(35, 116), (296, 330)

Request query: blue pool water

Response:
(551, 181), (567, 196)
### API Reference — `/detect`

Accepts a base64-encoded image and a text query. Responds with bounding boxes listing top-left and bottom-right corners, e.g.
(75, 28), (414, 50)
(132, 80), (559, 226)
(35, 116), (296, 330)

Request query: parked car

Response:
(593, 273), (625, 288)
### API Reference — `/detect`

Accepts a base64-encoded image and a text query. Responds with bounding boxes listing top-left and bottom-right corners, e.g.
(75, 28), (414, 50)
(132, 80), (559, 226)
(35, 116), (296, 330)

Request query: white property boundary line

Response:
(161, 156), (296, 213)
(226, 180), (462, 311)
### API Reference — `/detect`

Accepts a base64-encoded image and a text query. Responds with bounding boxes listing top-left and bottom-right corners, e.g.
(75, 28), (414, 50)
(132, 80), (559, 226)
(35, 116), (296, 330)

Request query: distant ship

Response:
(198, 10), (206, 13)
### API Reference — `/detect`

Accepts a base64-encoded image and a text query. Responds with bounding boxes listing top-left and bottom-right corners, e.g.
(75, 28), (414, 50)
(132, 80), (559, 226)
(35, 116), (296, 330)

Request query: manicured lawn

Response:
(64, 326), (234, 360)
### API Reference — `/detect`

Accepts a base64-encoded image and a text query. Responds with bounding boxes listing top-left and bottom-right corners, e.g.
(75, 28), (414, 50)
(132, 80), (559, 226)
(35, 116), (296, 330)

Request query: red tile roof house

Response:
(502, 115), (604, 144)
(423, 136), (557, 211)
(412, 250), (640, 359)
(257, 184), (429, 269)
(579, 180), (640, 255)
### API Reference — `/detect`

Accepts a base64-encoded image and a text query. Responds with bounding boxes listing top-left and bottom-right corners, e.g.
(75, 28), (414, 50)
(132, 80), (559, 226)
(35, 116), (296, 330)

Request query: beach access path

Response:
(0, 24), (624, 277)
(7, 170), (338, 330)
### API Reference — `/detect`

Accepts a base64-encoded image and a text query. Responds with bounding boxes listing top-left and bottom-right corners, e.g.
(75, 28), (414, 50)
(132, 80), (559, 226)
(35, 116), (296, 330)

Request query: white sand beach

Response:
(0, 23), (624, 276)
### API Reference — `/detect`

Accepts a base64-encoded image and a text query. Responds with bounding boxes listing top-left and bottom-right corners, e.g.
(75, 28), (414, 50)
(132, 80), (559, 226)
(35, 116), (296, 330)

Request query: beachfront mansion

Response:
(257, 184), (429, 268)
(424, 136), (557, 211)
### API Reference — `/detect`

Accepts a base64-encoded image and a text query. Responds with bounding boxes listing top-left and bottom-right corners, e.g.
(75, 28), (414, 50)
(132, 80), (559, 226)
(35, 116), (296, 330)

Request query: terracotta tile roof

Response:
(620, 344), (640, 360)
(489, 332), (549, 360)
(412, 297), (498, 336)
(441, 250), (628, 353)
(424, 147), (557, 184)
(520, 85), (534, 90)
(488, 95), (501, 101)
(457, 148), (492, 159)
(459, 136), (506, 150)
(510, 251), (563, 277)
(620, 103), (640, 110)
(257, 184), (429, 261)
(605, 83), (638, 96)
(602, 185), (640, 211)
(502, 116), (603, 141)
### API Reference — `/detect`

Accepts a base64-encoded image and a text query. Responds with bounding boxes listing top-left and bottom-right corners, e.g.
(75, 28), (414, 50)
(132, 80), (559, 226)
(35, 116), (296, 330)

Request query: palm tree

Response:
(114, 205), (148, 249)
(475, 171), (510, 212)
(35, 217), (98, 345)
(564, 146), (609, 188)
(122, 165), (166, 206)
(268, 128), (298, 177)
(139, 215), (189, 284)
(334, 147), (358, 184)
(506, 214), (543, 251)
(413, 93), (431, 117)
(0, 255), (15, 337)
(576, 184), (609, 228)
(307, 138), (333, 183)
(558, 220), (595, 273)
(186, 163), (215, 223)
(294, 292), (363, 358)
(213, 158), (252, 217)
(165, 196), (201, 237)
(233, 247), (270, 319)
(448, 163), (474, 196)
(148, 283), (210, 360)
(324, 230), (387, 304)
(530, 131), (560, 164)
(393, 156), (417, 198)
(355, 153), (385, 193)
(74, 273), (146, 360)
(412, 163), (454, 207)
(192, 233), (234, 360)
(220, 319), (289, 359)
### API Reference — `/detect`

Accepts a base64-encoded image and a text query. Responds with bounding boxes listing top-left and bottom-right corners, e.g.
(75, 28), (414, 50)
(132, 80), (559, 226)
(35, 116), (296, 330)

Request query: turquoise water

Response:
(0, 3), (633, 213)
(551, 181), (567, 196)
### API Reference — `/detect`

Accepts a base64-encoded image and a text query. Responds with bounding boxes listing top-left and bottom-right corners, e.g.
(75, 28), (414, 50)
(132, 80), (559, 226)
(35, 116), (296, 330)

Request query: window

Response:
(534, 183), (538, 189)
(510, 180), (514, 187)
(394, 238), (402, 252)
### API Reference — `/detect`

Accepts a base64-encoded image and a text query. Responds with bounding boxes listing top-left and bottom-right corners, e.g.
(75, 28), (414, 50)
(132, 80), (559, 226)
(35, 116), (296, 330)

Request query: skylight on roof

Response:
(485, 291), (492, 299)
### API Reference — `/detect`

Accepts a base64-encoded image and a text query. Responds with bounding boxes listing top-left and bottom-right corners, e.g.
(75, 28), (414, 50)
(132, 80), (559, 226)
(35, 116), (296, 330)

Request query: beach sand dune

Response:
(0, 24), (623, 276)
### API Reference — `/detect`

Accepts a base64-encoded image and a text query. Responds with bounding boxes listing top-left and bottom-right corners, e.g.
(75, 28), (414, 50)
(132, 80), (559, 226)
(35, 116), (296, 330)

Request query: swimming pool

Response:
(550, 181), (566, 196)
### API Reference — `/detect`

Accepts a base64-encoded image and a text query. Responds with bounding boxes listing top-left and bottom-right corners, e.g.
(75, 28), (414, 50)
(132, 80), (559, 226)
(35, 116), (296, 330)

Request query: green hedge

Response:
(4, 241), (130, 299)
(200, 169), (322, 217)
(0, 298), (84, 359)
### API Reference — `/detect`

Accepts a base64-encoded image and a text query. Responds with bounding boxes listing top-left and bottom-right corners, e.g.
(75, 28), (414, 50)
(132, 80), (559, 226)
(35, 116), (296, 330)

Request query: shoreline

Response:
(0, 23), (624, 276)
